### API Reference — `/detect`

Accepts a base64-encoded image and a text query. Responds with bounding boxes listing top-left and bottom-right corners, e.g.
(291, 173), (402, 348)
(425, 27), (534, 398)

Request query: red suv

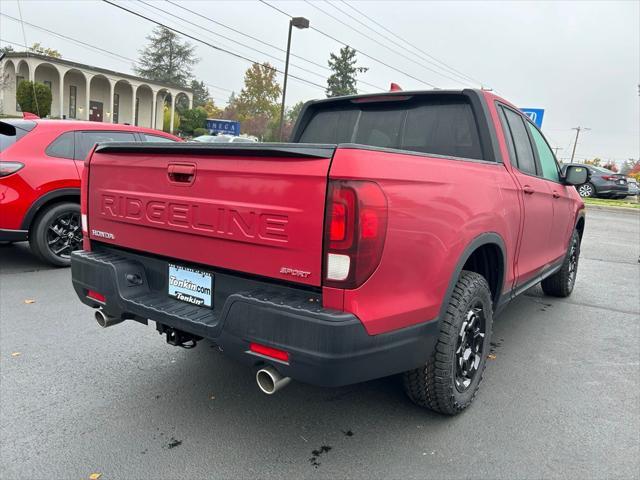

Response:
(0, 118), (179, 266)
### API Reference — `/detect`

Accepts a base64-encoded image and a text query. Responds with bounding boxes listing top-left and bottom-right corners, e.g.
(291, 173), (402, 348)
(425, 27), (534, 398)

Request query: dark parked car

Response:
(570, 164), (629, 198)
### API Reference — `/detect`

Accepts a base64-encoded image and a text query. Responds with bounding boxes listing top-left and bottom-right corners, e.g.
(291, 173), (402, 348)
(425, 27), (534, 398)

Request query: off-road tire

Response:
(29, 202), (81, 267)
(541, 230), (580, 297)
(403, 271), (493, 415)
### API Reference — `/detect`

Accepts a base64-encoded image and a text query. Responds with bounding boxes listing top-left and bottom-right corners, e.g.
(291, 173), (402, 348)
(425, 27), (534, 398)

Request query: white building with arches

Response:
(0, 52), (193, 133)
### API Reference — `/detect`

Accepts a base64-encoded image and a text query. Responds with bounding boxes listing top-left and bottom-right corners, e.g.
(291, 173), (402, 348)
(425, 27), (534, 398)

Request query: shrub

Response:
(16, 80), (52, 117)
(193, 128), (208, 138)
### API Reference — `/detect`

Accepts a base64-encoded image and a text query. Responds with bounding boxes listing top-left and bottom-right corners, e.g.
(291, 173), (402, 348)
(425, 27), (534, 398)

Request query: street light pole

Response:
(278, 16), (309, 142)
(570, 126), (590, 163)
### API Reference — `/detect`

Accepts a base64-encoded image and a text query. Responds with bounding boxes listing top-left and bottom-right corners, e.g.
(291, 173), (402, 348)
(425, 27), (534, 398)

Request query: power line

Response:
(0, 16), (233, 101)
(102, 0), (328, 92)
(165, 0), (328, 73)
(337, 0), (486, 87)
(159, 0), (385, 93)
(313, 0), (471, 87)
(136, 0), (329, 84)
(259, 0), (437, 89)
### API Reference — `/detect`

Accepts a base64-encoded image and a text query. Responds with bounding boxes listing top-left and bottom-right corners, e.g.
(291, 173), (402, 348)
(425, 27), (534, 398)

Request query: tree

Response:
(286, 101), (305, 124)
(162, 105), (180, 133)
(178, 107), (207, 136)
(1, 45), (14, 56)
(202, 99), (223, 119)
(190, 80), (209, 108)
(233, 63), (281, 121)
(602, 161), (619, 172)
(16, 80), (52, 117)
(29, 42), (61, 58)
(326, 46), (368, 98)
(619, 159), (639, 175)
(584, 158), (602, 167)
(135, 26), (197, 87)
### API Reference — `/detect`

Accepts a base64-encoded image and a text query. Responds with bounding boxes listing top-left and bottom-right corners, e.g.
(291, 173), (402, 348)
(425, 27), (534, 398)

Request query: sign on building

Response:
(520, 108), (545, 128)
(206, 119), (241, 136)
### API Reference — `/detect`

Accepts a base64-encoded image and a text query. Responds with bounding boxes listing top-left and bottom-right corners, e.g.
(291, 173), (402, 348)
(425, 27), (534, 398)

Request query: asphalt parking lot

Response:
(1, 208), (638, 480)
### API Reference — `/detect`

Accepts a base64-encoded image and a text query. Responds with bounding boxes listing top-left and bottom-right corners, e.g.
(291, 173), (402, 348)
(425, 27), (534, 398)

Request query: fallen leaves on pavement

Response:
(24, 299), (35, 304)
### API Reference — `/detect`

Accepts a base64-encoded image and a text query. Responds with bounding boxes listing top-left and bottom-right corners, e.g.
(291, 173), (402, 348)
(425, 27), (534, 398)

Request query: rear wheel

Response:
(403, 271), (493, 415)
(577, 183), (595, 198)
(29, 202), (82, 267)
(541, 230), (580, 297)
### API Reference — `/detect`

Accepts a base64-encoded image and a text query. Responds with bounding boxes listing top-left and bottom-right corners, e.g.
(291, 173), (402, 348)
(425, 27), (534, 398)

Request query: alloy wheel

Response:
(46, 211), (82, 260)
(455, 302), (486, 392)
(578, 184), (593, 197)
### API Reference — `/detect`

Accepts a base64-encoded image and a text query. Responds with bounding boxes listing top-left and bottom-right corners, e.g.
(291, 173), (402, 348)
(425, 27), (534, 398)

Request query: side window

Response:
(501, 107), (537, 176)
(527, 123), (560, 182)
(142, 133), (177, 143)
(45, 132), (75, 159)
(75, 131), (136, 160)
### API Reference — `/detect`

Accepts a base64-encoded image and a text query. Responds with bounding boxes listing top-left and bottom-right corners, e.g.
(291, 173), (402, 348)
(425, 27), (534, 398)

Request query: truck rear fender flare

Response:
(437, 233), (507, 321)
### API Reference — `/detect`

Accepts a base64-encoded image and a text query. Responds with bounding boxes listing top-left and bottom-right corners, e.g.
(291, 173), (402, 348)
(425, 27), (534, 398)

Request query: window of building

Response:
(113, 93), (120, 124)
(135, 97), (139, 126)
(45, 131), (75, 159)
(75, 131), (136, 161)
(527, 123), (560, 182)
(69, 86), (77, 119)
(43, 80), (52, 91)
(500, 106), (537, 176)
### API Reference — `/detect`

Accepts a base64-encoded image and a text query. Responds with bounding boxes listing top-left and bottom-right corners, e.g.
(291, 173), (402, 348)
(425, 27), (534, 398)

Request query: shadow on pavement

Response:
(0, 241), (59, 274)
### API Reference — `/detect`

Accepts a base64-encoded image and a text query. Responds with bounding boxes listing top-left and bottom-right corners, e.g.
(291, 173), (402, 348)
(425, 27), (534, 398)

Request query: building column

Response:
(151, 90), (158, 129)
(188, 93), (193, 110)
(58, 75), (65, 119)
(28, 60), (35, 82)
(170, 94), (176, 134)
(84, 73), (92, 121)
(131, 85), (138, 125)
(108, 79), (115, 123)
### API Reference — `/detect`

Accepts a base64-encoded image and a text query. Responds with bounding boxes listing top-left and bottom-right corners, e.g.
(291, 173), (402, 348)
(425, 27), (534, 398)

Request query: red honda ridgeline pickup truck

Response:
(71, 89), (587, 414)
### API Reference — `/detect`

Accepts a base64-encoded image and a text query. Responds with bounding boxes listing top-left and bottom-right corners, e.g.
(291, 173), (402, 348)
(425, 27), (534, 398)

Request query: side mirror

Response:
(563, 165), (588, 186)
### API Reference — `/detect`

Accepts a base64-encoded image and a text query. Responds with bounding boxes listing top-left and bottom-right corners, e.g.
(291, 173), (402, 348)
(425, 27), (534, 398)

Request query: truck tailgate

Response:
(86, 143), (335, 287)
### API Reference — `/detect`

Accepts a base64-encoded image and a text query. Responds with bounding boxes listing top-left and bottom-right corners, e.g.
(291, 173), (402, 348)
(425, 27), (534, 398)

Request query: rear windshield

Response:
(298, 96), (483, 160)
(0, 120), (37, 152)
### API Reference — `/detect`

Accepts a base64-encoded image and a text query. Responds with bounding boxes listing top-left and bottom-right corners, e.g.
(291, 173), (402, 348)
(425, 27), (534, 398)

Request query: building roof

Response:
(3, 52), (193, 92)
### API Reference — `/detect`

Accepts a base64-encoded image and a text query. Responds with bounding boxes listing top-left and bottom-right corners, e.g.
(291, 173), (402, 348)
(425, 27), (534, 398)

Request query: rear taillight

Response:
(0, 162), (24, 177)
(323, 180), (387, 289)
(602, 175), (621, 182)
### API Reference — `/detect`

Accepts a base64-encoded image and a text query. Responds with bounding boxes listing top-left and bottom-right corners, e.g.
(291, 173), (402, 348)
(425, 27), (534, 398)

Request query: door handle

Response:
(167, 163), (196, 184)
(552, 191), (561, 199)
(523, 185), (535, 195)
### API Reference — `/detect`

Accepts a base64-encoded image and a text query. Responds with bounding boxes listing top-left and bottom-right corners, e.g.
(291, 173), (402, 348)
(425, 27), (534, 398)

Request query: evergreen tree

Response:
(135, 27), (197, 87)
(326, 46), (368, 97)
(190, 80), (210, 108)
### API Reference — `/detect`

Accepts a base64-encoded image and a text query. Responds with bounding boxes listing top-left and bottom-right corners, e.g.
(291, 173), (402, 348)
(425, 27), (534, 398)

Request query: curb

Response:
(584, 204), (640, 214)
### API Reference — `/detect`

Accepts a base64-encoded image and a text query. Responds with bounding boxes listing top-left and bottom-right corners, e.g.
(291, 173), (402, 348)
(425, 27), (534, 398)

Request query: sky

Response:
(1, 0), (638, 165)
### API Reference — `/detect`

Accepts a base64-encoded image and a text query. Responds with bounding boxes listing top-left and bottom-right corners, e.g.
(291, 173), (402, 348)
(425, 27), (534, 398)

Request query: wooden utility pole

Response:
(570, 126), (590, 163)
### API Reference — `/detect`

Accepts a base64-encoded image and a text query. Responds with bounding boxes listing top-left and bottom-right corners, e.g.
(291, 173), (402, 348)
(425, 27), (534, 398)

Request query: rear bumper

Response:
(0, 228), (28, 242)
(70, 247), (438, 387)
(595, 184), (629, 196)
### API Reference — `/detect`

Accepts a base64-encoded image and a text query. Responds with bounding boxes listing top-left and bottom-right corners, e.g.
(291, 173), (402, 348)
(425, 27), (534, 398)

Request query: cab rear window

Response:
(297, 96), (483, 160)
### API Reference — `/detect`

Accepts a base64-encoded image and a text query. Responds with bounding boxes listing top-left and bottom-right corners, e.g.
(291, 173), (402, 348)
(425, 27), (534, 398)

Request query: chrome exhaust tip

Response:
(256, 365), (291, 395)
(95, 309), (124, 328)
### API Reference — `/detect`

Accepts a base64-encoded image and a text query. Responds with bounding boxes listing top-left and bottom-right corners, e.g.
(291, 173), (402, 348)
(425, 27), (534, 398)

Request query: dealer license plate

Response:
(168, 263), (213, 308)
